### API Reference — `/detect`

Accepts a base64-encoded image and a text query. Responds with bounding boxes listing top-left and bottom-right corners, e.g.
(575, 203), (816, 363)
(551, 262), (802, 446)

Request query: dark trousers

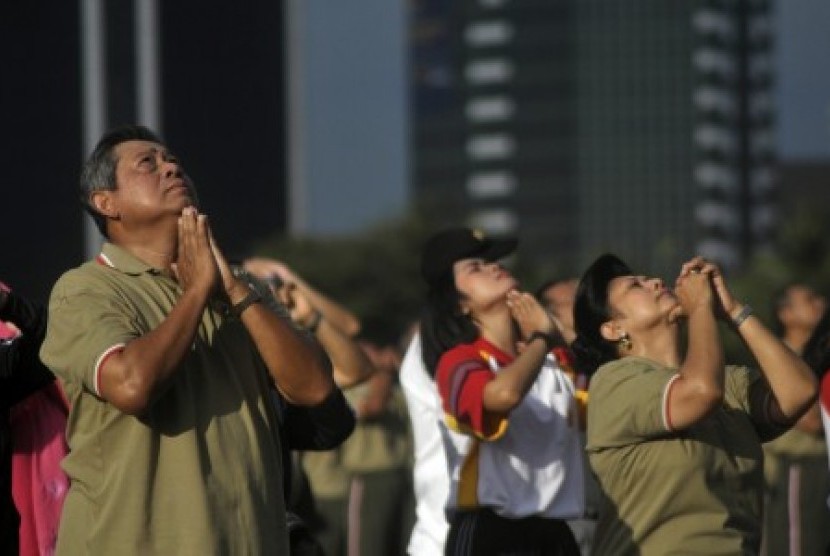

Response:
(445, 508), (581, 556)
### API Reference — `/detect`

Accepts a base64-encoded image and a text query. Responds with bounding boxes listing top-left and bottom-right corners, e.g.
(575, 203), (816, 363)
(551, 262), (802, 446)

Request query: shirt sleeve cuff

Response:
(662, 373), (681, 432)
(93, 343), (126, 397)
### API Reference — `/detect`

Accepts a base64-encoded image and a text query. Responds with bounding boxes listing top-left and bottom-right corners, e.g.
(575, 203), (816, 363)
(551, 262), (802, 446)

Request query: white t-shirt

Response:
(436, 340), (585, 519)
(399, 334), (449, 555)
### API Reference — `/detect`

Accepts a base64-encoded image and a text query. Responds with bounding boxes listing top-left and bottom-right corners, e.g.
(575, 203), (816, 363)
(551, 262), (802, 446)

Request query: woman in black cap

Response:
(572, 254), (817, 555)
(420, 228), (584, 556)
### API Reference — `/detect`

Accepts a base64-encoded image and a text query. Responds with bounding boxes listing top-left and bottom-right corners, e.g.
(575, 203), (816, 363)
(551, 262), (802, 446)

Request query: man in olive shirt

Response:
(40, 125), (335, 554)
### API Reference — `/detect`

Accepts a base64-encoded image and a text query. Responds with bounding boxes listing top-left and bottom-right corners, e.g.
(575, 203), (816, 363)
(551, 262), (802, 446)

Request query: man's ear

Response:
(600, 320), (623, 342)
(90, 190), (119, 219)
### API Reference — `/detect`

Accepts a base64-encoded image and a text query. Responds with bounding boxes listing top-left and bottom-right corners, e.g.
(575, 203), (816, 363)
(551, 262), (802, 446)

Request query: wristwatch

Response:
(230, 288), (262, 318)
(527, 330), (556, 351)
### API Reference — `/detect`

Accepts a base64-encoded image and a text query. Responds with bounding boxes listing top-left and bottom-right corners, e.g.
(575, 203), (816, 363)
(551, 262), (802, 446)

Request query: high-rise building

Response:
(411, 0), (776, 277)
(411, 0), (578, 273)
(575, 2), (699, 276)
(693, 0), (775, 270)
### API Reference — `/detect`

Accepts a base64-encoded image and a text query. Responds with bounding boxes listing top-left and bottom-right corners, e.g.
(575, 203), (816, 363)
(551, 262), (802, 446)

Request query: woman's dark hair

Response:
(80, 125), (164, 238)
(571, 254), (631, 376)
(802, 308), (830, 379)
(419, 272), (479, 376)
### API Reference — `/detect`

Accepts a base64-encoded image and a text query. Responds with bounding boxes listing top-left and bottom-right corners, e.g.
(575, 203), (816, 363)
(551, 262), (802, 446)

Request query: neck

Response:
(558, 324), (576, 346)
(783, 329), (811, 355)
(627, 324), (682, 368)
(475, 304), (519, 357)
(109, 221), (178, 271)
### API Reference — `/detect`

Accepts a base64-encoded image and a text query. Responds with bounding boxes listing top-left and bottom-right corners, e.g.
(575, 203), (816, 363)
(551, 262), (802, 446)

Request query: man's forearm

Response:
(238, 299), (334, 406)
(98, 287), (211, 415)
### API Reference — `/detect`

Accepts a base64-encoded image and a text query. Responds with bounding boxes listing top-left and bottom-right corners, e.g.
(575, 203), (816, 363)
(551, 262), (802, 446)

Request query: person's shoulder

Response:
(594, 356), (661, 379)
(437, 341), (485, 368)
(435, 341), (489, 380)
(54, 259), (106, 282)
(590, 356), (669, 392)
(50, 260), (121, 300)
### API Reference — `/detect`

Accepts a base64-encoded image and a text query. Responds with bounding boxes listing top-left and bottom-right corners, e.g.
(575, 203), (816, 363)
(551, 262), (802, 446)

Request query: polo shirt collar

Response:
(98, 243), (162, 276)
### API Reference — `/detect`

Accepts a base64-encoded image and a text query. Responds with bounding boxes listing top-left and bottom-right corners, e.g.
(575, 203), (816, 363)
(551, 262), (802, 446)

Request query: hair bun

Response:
(571, 335), (614, 377)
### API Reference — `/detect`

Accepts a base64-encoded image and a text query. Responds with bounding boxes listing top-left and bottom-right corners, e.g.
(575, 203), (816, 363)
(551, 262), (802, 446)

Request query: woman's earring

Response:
(618, 333), (632, 351)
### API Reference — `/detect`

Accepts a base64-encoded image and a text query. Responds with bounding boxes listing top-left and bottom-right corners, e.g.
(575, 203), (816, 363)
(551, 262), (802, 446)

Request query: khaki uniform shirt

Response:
(302, 381), (413, 499)
(587, 357), (784, 556)
(40, 244), (288, 555)
(766, 418), (826, 456)
(302, 449), (351, 500)
(339, 382), (412, 474)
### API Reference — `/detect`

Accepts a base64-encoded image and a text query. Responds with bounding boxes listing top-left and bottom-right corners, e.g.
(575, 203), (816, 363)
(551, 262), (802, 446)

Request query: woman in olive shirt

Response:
(571, 254), (816, 555)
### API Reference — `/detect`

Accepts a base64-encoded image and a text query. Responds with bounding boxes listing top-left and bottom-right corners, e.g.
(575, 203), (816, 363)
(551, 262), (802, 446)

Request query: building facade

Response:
(411, 0), (776, 277)
(411, 0), (578, 275)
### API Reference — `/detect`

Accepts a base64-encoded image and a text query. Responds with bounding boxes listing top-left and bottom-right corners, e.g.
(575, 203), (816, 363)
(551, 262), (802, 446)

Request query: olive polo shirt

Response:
(586, 357), (785, 556)
(339, 382), (412, 474)
(41, 243), (288, 555)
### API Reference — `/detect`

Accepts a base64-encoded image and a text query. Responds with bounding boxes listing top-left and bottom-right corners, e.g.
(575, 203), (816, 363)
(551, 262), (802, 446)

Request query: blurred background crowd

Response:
(2, 1), (830, 555)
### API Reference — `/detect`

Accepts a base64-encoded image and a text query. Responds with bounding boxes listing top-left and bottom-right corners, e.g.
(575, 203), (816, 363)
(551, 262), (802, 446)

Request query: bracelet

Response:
(732, 304), (753, 328)
(527, 330), (556, 351)
(305, 311), (322, 334)
(230, 289), (262, 318)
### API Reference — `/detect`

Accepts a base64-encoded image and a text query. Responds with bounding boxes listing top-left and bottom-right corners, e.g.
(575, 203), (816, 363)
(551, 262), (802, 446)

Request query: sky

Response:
(288, 0), (409, 236)
(775, 0), (830, 161)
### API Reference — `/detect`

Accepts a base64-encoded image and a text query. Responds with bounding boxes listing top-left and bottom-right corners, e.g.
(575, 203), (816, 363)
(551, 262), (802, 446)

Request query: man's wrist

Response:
(225, 279), (252, 307)
(230, 287), (261, 318)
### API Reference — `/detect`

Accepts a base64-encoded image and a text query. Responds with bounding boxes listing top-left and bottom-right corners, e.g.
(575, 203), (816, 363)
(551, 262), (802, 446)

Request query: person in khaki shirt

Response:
(763, 283), (830, 556)
(40, 125), (335, 555)
(243, 257), (375, 556)
(572, 254), (817, 555)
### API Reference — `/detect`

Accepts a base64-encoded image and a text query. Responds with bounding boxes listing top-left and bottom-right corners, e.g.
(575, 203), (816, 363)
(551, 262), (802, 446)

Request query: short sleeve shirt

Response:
(339, 382), (412, 474)
(40, 244), (288, 555)
(435, 338), (584, 519)
(586, 357), (778, 555)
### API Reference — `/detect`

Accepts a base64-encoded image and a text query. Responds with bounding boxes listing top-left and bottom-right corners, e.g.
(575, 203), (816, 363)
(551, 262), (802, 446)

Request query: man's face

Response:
(781, 285), (826, 332)
(109, 140), (196, 226)
(542, 279), (578, 333)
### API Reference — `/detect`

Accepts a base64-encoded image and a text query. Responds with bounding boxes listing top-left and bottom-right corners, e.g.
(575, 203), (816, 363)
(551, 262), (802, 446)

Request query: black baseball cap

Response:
(421, 228), (518, 285)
